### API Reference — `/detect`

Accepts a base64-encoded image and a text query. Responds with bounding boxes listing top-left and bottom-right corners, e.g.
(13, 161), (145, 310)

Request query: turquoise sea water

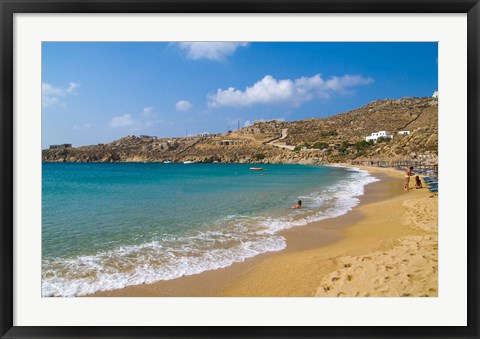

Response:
(42, 163), (378, 297)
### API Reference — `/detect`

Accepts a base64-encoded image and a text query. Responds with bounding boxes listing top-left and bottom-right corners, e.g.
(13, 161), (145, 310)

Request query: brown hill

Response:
(42, 97), (438, 164)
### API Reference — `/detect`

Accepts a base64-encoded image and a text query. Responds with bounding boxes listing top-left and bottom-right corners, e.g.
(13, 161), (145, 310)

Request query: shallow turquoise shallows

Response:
(42, 162), (378, 296)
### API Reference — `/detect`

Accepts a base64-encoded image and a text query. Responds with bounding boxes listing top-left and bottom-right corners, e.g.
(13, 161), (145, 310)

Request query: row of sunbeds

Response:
(423, 176), (438, 193)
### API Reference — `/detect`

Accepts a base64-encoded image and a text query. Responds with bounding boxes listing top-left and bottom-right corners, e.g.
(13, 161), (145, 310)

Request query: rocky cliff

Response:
(42, 97), (438, 164)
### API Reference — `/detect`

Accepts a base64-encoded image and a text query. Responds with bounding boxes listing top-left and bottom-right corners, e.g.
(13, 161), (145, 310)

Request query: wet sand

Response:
(90, 166), (437, 297)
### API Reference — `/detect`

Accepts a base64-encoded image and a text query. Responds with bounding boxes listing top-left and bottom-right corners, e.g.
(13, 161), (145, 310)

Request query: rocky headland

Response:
(42, 97), (438, 165)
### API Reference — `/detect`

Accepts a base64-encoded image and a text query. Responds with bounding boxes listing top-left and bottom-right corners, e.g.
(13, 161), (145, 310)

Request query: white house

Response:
(432, 91), (439, 98)
(365, 131), (394, 142)
(398, 130), (410, 135)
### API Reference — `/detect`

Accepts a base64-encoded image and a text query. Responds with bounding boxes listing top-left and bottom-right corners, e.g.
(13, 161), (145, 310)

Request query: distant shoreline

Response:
(43, 97), (438, 165)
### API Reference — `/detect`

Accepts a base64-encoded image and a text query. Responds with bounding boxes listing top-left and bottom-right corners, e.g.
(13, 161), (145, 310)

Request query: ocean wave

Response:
(255, 167), (378, 234)
(42, 166), (378, 297)
(42, 230), (286, 297)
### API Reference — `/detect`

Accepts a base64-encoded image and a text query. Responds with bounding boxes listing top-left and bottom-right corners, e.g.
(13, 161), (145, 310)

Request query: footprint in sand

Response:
(407, 274), (421, 282)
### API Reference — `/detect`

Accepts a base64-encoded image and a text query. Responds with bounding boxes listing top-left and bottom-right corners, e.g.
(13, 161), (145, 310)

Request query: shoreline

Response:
(89, 165), (437, 297)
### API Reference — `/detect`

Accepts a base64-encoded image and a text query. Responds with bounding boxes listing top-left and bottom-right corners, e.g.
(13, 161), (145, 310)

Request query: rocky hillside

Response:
(42, 97), (438, 164)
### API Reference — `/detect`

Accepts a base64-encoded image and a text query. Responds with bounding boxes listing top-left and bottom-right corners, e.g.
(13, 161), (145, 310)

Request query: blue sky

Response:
(42, 42), (437, 148)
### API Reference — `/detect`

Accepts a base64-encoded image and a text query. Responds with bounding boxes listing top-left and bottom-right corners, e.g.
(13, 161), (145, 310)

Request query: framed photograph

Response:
(1, 0), (479, 338)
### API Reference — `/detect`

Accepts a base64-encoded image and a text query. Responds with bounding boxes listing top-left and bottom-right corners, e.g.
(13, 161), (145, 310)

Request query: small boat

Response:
(184, 161), (195, 164)
(250, 167), (263, 171)
(163, 161), (172, 164)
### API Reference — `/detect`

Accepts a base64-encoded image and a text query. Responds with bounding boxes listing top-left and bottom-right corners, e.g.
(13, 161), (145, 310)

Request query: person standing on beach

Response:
(405, 166), (414, 191)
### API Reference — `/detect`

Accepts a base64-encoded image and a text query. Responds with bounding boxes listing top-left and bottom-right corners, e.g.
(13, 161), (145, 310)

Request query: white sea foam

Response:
(42, 231), (286, 297)
(42, 166), (378, 297)
(256, 167), (378, 234)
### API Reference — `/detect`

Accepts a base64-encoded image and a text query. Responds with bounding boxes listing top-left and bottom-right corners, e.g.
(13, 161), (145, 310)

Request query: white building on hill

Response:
(398, 130), (410, 135)
(365, 131), (393, 142)
(432, 91), (439, 98)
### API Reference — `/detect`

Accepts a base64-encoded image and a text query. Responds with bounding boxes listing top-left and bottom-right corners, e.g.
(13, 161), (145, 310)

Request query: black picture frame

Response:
(1, 1), (479, 338)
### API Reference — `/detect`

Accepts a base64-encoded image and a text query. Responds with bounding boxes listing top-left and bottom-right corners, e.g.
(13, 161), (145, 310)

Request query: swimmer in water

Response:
(291, 200), (302, 209)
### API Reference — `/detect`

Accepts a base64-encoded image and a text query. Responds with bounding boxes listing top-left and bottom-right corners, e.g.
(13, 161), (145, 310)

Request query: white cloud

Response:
(42, 83), (64, 96)
(244, 120), (252, 127)
(208, 74), (374, 108)
(42, 82), (79, 108)
(108, 108), (163, 131)
(175, 42), (249, 61)
(108, 114), (135, 128)
(141, 107), (155, 117)
(175, 100), (193, 111)
(66, 82), (80, 93)
(42, 96), (63, 108)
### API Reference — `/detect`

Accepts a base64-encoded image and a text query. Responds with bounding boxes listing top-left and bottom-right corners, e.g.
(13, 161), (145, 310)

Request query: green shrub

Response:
(354, 140), (373, 151)
(312, 142), (329, 149)
(294, 144), (310, 151)
(354, 150), (366, 157)
(320, 130), (338, 137)
(254, 153), (265, 160)
(338, 141), (351, 155)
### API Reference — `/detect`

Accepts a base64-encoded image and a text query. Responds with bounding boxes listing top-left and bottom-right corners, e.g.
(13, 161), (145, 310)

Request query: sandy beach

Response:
(91, 166), (437, 297)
